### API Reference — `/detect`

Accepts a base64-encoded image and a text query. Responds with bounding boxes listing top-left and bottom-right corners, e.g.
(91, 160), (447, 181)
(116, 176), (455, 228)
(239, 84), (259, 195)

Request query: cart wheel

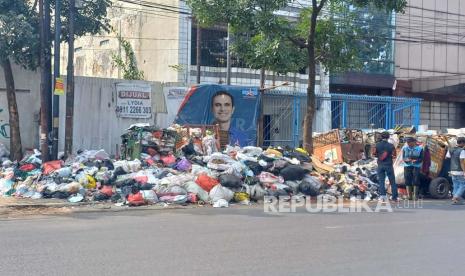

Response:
(428, 177), (451, 199)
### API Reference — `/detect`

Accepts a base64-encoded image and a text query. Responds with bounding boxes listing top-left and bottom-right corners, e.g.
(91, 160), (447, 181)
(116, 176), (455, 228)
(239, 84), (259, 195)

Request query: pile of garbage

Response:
(0, 125), (398, 207)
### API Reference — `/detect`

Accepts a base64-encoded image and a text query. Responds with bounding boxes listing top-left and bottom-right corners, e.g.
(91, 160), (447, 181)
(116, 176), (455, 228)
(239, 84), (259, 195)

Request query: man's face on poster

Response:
(212, 93), (235, 124)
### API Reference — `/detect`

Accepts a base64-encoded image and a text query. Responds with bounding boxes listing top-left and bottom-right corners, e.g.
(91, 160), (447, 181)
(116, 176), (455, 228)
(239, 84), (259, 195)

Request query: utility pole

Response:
(65, 0), (75, 157)
(196, 21), (201, 84)
(226, 23), (231, 85)
(257, 68), (266, 147)
(39, 0), (51, 162)
(52, 0), (60, 160)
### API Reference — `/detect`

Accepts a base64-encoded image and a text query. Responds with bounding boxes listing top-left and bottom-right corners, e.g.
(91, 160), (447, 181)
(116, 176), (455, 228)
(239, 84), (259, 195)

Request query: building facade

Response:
(65, 0), (316, 92)
(394, 0), (465, 130)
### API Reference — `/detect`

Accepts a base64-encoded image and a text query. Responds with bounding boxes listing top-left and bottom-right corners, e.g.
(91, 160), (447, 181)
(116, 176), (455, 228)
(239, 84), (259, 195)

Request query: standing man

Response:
(402, 137), (424, 200)
(374, 132), (398, 202)
(211, 90), (246, 147)
(446, 137), (465, 205)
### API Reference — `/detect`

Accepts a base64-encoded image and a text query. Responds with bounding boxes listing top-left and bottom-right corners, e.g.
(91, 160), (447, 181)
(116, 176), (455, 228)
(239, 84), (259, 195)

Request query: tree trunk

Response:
(64, 0), (75, 157)
(302, 5), (320, 154)
(1, 59), (23, 161)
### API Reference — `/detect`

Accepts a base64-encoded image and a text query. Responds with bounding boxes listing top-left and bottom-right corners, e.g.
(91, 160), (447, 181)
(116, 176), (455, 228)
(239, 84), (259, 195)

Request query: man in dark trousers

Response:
(446, 137), (465, 205)
(402, 137), (424, 200)
(374, 132), (398, 202)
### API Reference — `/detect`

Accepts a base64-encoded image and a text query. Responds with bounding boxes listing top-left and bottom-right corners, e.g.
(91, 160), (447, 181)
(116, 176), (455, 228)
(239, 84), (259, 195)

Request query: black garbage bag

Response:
(93, 193), (111, 201)
(259, 154), (275, 163)
(111, 193), (122, 203)
(285, 181), (300, 194)
(140, 183), (154, 190)
(299, 176), (322, 196)
(219, 174), (242, 189)
(114, 178), (136, 188)
(182, 140), (197, 156)
(103, 159), (114, 170)
(111, 166), (127, 182)
(287, 151), (310, 163)
(42, 188), (54, 199)
(280, 165), (308, 181)
(121, 186), (133, 197)
(244, 161), (263, 176)
(266, 187), (292, 198)
(53, 191), (70, 199)
(156, 170), (171, 179)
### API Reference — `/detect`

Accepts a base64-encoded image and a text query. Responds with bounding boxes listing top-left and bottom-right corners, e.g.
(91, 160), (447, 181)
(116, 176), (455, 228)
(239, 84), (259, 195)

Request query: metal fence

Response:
(262, 92), (421, 148)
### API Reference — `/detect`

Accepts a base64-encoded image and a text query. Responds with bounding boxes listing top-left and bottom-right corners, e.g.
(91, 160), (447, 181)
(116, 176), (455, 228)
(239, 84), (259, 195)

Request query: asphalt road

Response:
(1, 201), (464, 276)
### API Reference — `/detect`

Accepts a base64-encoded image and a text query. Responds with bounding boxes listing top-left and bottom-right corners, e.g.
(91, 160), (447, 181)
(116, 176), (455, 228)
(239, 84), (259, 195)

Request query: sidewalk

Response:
(0, 197), (195, 218)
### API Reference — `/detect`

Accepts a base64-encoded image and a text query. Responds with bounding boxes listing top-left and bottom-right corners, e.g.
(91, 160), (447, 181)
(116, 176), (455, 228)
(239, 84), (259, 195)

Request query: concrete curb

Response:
(0, 201), (199, 215)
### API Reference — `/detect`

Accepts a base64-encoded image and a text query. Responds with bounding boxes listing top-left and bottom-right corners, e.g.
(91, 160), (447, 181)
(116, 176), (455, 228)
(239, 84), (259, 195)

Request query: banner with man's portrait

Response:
(175, 84), (261, 147)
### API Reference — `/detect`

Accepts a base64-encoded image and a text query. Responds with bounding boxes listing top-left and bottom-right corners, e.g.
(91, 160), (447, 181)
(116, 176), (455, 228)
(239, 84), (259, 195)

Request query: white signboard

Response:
(116, 83), (152, 118)
(156, 86), (188, 128)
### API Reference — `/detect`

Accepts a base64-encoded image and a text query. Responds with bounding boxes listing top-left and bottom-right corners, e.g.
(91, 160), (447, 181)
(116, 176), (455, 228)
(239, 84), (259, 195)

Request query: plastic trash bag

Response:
(195, 174), (219, 192)
(219, 174), (242, 189)
(213, 199), (229, 208)
(285, 181), (301, 194)
(113, 159), (142, 173)
(43, 160), (62, 175)
(234, 192), (250, 205)
(250, 184), (266, 201)
(68, 194), (84, 203)
(56, 167), (72, 178)
(184, 181), (209, 202)
(159, 194), (188, 204)
(258, 172), (283, 185)
(279, 165), (308, 181)
(0, 178), (14, 194)
(205, 153), (235, 171)
(299, 176), (322, 196)
(59, 182), (82, 194)
(202, 135), (218, 156)
(175, 157), (192, 172)
(127, 191), (146, 206)
(209, 185), (234, 203)
(161, 154), (176, 166)
(141, 190), (158, 203)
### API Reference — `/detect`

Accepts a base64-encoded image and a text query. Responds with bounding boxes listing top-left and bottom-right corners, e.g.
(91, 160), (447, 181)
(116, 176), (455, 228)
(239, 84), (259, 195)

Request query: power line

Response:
(116, 0), (191, 15)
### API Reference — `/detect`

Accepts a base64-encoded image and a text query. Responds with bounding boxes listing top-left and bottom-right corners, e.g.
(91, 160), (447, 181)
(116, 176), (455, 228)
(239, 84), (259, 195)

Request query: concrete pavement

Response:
(1, 201), (464, 276)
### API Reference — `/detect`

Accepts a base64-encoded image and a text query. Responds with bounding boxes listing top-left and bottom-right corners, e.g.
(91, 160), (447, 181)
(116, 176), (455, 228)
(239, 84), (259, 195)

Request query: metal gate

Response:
(262, 92), (421, 148)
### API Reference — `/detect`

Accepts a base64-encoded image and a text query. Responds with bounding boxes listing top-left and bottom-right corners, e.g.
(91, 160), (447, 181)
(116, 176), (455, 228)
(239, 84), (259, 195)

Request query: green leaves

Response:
(0, 0), (112, 70)
(188, 0), (406, 76)
(111, 36), (145, 80)
(51, 0), (112, 41)
(0, 0), (40, 69)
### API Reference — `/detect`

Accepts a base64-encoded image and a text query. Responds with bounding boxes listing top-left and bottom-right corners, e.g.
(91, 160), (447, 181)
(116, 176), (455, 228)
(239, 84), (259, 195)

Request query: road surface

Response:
(1, 201), (464, 276)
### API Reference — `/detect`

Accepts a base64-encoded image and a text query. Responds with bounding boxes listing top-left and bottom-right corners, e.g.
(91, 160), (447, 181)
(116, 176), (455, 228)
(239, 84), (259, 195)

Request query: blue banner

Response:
(175, 84), (261, 147)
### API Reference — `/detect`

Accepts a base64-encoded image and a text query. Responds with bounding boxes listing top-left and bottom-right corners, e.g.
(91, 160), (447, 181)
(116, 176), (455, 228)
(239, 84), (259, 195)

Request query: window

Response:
(100, 39), (110, 46)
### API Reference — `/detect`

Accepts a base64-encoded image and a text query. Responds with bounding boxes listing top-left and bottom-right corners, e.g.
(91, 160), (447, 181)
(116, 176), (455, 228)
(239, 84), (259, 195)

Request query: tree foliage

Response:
(188, 0), (406, 152)
(50, 0), (112, 41)
(0, 0), (40, 69)
(0, 0), (112, 160)
(188, 0), (406, 75)
(112, 37), (145, 80)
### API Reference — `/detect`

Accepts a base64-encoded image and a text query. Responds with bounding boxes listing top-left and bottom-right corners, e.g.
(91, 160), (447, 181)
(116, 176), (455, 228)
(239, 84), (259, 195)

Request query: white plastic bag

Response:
(141, 190), (158, 203)
(209, 185), (234, 203)
(184, 181), (209, 202)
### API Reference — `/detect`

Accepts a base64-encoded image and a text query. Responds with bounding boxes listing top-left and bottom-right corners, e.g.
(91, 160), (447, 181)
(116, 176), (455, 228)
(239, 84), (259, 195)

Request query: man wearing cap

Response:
(402, 137), (424, 200)
(374, 132), (398, 202)
(446, 137), (465, 205)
